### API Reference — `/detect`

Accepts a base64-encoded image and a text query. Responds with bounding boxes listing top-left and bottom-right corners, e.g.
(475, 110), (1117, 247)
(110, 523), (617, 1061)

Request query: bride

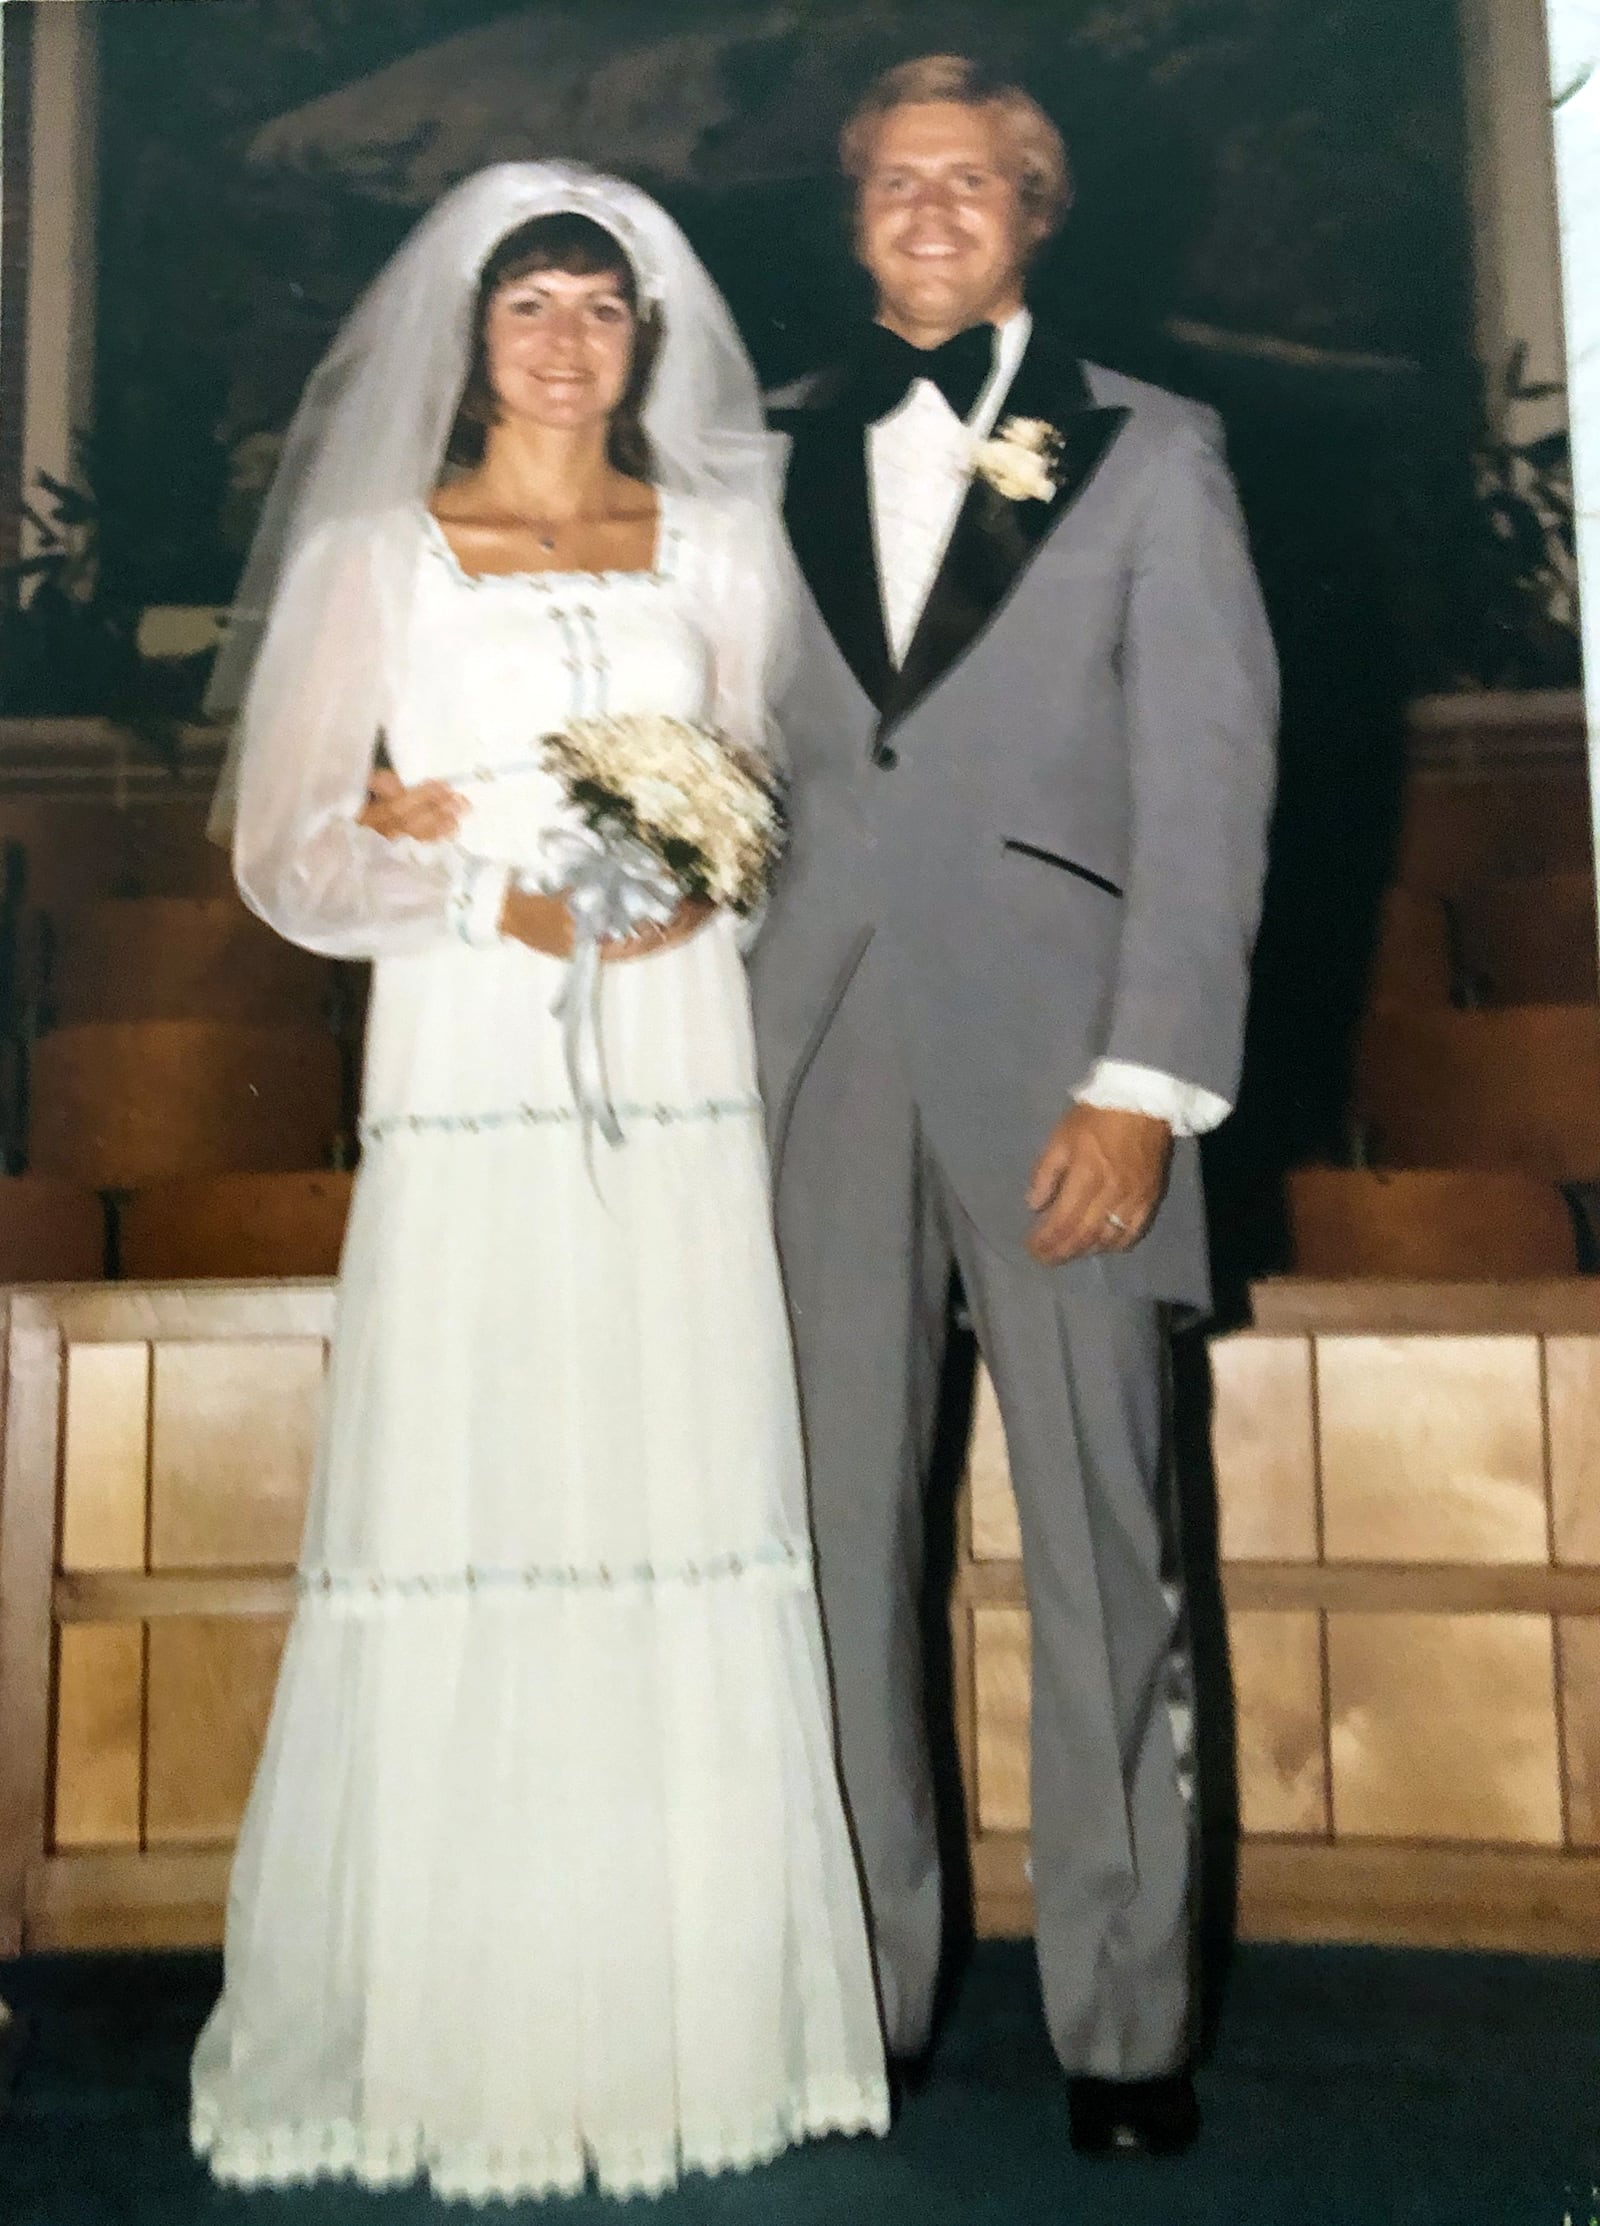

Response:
(190, 162), (888, 2201)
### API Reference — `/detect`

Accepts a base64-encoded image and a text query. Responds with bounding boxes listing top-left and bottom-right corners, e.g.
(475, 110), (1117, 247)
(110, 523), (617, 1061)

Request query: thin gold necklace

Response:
(527, 483), (614, 556)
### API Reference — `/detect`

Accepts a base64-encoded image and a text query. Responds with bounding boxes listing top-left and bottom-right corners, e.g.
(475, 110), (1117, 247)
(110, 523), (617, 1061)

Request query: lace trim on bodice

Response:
(418, 496), (684, 594)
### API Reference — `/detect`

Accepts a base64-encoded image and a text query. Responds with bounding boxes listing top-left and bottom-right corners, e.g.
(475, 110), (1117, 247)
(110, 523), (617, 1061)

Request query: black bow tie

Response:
(852, 322), (998, 425)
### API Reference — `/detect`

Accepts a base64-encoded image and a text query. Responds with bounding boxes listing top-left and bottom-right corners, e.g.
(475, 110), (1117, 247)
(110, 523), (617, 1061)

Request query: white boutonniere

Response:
(971, 416), (1065, 503)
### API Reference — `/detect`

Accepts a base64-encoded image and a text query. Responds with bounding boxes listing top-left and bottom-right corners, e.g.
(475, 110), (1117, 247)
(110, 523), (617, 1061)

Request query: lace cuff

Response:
(448, 855), (512, 948)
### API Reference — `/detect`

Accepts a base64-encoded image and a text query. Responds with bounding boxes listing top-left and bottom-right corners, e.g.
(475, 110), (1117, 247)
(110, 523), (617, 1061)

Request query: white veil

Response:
(206, 161), (793, 843)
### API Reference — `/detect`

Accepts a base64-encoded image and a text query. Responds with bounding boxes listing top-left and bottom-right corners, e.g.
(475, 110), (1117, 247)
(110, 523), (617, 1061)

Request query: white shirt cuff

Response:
(447, 854), (512, 948)
(1073, 1059), (1231, 1138)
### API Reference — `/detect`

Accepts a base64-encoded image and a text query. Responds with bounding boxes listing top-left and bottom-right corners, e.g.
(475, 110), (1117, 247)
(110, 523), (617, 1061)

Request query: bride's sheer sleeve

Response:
(701, 496), (791, 767)
(229, 517), (510, 961)
(697, 496), (793, 951)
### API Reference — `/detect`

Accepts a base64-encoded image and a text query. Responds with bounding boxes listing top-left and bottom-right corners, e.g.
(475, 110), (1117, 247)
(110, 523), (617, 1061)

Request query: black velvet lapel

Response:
(880, 337), (1130, 739)
(782, 380), (892, 711)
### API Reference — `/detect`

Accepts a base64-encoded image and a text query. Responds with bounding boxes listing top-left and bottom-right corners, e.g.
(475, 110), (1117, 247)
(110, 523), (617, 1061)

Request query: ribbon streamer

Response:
(535, 824), (681, 1168)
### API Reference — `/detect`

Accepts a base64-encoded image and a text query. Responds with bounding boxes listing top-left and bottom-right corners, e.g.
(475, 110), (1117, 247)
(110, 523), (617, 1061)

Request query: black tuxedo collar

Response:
(782, 329), (1131, 738)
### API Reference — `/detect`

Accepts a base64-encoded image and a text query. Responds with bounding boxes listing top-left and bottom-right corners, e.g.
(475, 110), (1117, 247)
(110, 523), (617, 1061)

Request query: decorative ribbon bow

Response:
(535, 824), (681, 1167)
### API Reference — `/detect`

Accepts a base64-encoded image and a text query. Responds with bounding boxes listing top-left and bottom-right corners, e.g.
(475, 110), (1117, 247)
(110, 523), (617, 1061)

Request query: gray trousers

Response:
(773, 947), (1195, 2078)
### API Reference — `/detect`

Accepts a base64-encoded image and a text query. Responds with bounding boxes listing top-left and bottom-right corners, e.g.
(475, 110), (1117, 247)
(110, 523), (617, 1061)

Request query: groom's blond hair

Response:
(839, 55), (1073, 237)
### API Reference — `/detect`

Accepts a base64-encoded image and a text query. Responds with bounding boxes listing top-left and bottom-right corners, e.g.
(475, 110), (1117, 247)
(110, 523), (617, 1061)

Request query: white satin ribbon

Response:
(534, 825), (680, 1163)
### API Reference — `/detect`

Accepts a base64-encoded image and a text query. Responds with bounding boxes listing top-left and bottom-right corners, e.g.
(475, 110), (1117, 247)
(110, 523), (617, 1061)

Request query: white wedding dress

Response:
(191, 494), (889, 2201)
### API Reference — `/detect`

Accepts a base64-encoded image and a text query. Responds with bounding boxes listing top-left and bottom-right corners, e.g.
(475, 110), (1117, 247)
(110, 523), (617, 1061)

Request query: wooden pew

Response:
(119, 1172), (353, 1280)
(1452, 873), (1600, 1007)
(1355, 1006), (1600, 1178)
(49, 899), (333, 1027)
(0, 800), (230, 909)
(1285, 1166), (1577, 1278)
(1365, 887), (1454, 1009)
(0, 1178), (106, 1280)
(30, 1022), (342, 1187)
(1393, 766), (1594, 897)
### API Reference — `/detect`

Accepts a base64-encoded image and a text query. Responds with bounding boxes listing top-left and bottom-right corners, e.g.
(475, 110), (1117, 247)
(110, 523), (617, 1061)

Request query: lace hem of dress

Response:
(193, 2080), (891, 2202)
(296, 1538), (812, 1609)
(360, 1093), (761, 1142)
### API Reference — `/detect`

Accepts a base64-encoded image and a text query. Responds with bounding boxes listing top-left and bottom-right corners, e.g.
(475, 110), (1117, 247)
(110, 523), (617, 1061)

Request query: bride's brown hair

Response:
(445, 212), (662, 479)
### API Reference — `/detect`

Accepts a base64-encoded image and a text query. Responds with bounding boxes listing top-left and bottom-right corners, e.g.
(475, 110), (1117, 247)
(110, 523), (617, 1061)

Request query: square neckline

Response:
(419, 493), (675, 588)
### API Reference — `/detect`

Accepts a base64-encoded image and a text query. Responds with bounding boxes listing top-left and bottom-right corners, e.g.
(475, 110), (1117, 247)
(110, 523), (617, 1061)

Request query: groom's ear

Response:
(1021, 205), (1054, 260)
(841, 175), (870, 274)
(838, 192), (885, 327)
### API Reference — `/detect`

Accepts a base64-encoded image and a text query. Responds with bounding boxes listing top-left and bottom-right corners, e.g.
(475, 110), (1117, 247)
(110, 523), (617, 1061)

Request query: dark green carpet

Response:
(2, 1942), (1597, 2224)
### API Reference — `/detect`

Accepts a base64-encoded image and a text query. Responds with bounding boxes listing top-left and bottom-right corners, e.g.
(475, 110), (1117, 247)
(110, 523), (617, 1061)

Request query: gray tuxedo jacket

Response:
(748, 332), (1279, 1310)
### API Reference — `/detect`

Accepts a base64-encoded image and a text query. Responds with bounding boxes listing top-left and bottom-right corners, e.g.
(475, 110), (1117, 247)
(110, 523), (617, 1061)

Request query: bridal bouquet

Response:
(542, 712), (784, 917)
(534, 713), (785, 1154)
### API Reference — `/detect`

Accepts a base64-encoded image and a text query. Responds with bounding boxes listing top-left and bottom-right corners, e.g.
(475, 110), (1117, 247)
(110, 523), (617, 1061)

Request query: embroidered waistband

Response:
(360, 1093), (762, 1143)
(297, 1538), (811, 1609)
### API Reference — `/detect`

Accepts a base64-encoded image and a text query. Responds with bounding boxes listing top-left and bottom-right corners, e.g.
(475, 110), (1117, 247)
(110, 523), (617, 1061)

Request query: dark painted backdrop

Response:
(89, 0), (1519, 1286)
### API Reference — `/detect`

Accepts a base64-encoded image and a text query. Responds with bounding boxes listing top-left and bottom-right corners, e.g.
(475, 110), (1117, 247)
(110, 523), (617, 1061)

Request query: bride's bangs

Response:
(479, 211), (642, 310)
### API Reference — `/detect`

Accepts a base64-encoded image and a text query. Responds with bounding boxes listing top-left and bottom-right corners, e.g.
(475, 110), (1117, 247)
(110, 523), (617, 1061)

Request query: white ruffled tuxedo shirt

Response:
(865, 308), (1230, 1139)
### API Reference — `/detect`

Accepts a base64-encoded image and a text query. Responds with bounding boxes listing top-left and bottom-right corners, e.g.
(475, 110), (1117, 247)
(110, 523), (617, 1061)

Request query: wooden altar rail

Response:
(0, 1282), (331, 1952)
(5, 1277), (1600, 1953)
(956, 1278), (1600, 1953)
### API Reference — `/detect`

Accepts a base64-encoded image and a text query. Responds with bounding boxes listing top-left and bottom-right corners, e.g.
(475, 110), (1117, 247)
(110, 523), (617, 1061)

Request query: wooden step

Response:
(29, 1021), (342, 1187)
(119, 1171), (353, 1279)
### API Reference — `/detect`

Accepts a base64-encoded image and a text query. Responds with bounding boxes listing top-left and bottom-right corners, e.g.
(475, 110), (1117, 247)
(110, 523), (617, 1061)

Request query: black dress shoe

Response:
(0, 1999), (25, 2116)
(1068, 2071), (1200, 2158)
(888, 2053), (930, 2112)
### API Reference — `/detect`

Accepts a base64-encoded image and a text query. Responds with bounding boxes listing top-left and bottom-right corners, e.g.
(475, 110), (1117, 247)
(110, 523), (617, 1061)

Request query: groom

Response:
(750, 55), (1277, 2155)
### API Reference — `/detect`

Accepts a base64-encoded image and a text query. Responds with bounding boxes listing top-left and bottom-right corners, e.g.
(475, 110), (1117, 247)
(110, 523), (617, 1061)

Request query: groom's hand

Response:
(359, 769), (466, 843)
(1025, 1105), (1174, 1266)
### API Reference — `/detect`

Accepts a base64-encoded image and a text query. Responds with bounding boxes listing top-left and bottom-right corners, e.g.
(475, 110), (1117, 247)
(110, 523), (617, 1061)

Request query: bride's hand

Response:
(359, 769), (466, 842)
(496, 889), (713, 962)
(601, 897), (713, 963)
(498, 885), (576, 959)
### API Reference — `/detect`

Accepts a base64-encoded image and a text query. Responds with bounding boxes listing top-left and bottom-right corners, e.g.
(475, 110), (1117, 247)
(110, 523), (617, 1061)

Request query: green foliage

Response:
(0, 442), (209, 725)
(1368, 346), (1581, 693)
(0, 441), (135, 717)
(1462, 349), (1579, 689)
